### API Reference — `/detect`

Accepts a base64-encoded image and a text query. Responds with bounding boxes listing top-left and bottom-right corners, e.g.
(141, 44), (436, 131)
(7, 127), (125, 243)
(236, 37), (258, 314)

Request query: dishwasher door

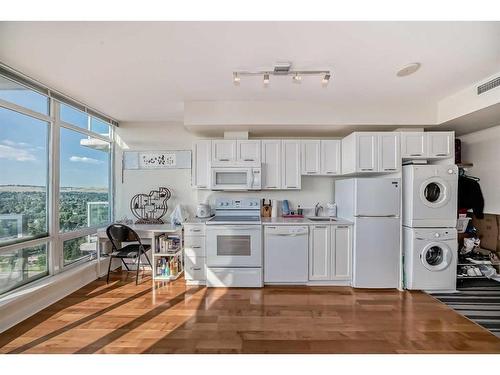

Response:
(264, 225), (309, 284)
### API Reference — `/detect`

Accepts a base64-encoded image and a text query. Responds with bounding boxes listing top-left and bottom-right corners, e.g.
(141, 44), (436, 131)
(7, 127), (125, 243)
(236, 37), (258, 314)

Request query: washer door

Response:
(419, 177), (451, 208)
(420, 242), (452, 271)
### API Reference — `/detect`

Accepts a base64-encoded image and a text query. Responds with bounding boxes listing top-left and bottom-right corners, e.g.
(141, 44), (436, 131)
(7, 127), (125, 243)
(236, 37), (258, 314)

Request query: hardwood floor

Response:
(1, 271), (499, 354)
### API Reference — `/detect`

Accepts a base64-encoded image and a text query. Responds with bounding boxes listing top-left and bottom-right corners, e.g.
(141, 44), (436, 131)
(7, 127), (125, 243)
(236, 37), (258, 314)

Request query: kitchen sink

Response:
(307, 217), (338, 222)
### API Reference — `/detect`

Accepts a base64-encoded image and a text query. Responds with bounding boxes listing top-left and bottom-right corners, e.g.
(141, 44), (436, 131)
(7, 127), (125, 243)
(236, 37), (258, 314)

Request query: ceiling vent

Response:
(477, 76), (500, 95)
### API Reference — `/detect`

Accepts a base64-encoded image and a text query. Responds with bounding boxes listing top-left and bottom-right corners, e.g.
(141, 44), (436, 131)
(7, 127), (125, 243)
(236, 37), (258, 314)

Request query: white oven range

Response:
(205, 198), (262, 287)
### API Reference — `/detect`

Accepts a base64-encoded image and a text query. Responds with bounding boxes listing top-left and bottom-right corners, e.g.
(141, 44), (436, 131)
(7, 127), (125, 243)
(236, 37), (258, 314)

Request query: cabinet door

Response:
(378, 133), (400, 172)
(356, 133), (378, 172)
(261, 140), (281, 190)
(281, 140), (301, 189)
(331, 226), (351, 280)
(301, 140), (321, 175)
(321, 140), (341, 175)
(212, 140), (236, 163)
(427, 132), (453, 158)
(192, 140), (211, 189)
(237, 140), (261, 164)
(401, 132), (427, 158)
(309, 225), (330, 280)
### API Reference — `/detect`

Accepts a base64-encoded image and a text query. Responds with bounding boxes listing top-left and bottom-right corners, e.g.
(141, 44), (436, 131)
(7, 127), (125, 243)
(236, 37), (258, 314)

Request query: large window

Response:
(0, 107), (49, 246)
(0, 68), (116, 295)
(59, 127), (110, 233)
(0, 243), (48, 294)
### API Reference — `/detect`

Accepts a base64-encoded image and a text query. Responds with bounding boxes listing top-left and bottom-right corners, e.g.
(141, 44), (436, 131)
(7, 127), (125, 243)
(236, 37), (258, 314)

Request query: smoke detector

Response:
(397, 63), (421, 77)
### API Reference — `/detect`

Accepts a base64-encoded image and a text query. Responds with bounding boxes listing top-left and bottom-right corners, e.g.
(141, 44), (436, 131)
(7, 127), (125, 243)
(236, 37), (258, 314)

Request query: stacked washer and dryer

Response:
(403, 164), (459, 291)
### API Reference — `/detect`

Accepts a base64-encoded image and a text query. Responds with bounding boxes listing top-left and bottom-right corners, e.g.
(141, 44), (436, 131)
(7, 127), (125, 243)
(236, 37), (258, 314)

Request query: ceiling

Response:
(0, 21), (499, 128)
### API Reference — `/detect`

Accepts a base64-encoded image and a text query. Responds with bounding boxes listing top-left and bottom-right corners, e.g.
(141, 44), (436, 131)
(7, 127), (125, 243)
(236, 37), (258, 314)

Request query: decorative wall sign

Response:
(123, 150), (191, 170)
(130, 187), (172, 224)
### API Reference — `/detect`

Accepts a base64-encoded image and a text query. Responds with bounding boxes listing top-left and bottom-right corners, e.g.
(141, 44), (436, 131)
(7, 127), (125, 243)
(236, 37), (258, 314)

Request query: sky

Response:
(0, 82), (110, 189)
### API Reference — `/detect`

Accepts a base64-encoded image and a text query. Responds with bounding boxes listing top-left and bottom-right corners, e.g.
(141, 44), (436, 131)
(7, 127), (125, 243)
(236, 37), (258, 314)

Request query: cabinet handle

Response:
(325, 171), (335, 174)
(192, 246), (201, 249)
(410, 154), (422, 157)
(219, 158), (230, 161)
(435, 153), (447, 157)
(384, 168), (397, 171)
(243, 159), (255, 161)
(315, 225), (328, 228)
(361, 168), (373, 171)
(337, 226), (348, 228)
(191, 267), (202, 271)
(266, 186), (277, 189)
(306, 171), (316, 174)
(287, 186), (297, 189)
(190, 229), (201, 232)
(197, 185), (207, 188)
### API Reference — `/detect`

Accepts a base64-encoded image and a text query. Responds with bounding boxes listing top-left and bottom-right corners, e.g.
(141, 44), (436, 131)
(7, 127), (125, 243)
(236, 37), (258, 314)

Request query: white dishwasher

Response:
(264, 225), (309, 284)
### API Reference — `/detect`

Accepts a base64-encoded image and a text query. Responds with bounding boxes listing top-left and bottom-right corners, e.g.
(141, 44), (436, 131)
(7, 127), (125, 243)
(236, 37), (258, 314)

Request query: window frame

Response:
(0, 69), (117, 294)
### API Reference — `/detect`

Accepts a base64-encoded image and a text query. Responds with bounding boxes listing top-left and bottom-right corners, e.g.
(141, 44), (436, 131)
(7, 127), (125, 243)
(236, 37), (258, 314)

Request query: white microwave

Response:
(210, 167), (261, 191)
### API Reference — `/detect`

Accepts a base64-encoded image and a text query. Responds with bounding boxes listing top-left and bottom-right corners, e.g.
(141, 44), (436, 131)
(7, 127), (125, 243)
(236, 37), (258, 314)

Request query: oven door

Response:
(211, 168), (252, 190)
(206, 225), (262, 267)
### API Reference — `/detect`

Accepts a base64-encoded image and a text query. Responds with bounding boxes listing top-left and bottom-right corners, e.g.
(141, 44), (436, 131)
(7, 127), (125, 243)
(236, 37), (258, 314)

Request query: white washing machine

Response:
(403, 227), (457, 291)
(402, 164), (458, 228)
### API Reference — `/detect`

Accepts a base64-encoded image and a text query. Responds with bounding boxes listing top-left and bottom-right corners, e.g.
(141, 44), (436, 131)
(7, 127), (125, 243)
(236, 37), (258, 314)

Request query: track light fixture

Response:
(263, 73), (270, 86)
(233, 61), (331, 87)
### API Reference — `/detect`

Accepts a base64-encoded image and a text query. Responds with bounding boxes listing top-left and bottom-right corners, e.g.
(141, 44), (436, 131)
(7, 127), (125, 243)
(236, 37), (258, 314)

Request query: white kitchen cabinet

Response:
(281, 140), (301, 189)
(192, 140), (211, 189)
(237, 140), (261, 165)
(321, 140), (341, 175)
(183, 223), (206, 285)
(342, 132), (400, 174)
(331, 225), (351, 280)
(401, 131), (454, 159)
(401, 132), (427, 158)
(309, 225), (330, 280)
(378, 133), (400, 172)
(301, 140), (321, 175)
(261, 140), (281, 189)
(211, 140), (237, 164)
(309, 224), (352, 282)
(427, 132), (453, 158)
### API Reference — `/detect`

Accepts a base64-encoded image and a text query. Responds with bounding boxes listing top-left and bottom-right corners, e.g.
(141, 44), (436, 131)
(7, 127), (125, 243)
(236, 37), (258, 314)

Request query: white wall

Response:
(114, 122), (337, 220)
(460, 124), (500, 214)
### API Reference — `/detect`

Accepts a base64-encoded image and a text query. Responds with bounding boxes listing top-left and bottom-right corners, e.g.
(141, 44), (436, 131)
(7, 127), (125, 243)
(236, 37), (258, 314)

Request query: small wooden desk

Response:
(96, 224), (183, 283)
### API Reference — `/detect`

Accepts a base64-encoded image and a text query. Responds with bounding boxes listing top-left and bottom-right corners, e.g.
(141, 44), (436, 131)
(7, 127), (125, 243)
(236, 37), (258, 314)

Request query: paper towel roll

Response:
(271, 199), (279, 217)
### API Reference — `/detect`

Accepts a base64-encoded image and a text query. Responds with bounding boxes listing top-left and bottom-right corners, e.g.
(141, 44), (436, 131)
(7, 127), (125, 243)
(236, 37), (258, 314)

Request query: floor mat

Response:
(432, 282), (500, 338)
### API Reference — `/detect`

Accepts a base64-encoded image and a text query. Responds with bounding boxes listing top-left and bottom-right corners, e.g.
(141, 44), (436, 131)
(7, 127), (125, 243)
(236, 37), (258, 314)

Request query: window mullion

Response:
(49, 100), (62, 274)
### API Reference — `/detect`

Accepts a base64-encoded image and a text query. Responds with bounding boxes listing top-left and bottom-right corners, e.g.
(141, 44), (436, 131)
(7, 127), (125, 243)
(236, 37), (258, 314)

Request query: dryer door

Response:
(420, 242), (453, 271)
(419, 177), (451, 208)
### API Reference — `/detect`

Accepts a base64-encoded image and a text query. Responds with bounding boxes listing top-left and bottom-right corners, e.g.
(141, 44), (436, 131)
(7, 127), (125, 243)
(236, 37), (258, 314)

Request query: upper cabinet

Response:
(342, 132), (399, 174)
(212, 140), (261, 166)
(401, 131), (454, 159)
(236, 140), (261, 165)
(212, 140), (237, 164)
(321, 140), (342, 175)
(301, 140), (341, 176)
(378, 133), (400, 172)
(427, 132), (453, 158)
(301, 140), (321, 175)
(261, 140), (281, 190)
(281, 140), (301, 190)
(192, 140), (211, 189)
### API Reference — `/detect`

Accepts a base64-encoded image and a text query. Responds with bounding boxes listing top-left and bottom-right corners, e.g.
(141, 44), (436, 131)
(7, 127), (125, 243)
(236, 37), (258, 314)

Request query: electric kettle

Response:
(196, 203), (211, 218)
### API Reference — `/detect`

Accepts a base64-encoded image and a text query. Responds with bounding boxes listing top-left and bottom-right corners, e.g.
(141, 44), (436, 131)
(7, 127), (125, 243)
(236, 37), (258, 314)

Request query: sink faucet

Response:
(314, 203), (323, 216)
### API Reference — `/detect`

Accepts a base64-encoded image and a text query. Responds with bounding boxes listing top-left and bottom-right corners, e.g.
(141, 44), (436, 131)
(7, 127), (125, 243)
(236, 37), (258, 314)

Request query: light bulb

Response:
(263, 73), (270, 86)
(233, 73), (241, 85)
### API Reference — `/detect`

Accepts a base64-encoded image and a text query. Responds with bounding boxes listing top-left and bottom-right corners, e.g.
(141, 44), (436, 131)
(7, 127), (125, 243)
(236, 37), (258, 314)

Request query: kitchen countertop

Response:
(184, 217), (353, 226)
(261, 217), (353, 226)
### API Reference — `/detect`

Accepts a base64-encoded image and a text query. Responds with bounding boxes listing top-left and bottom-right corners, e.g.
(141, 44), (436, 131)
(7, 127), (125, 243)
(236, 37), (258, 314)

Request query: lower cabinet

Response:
(309, 225), (352, 282)
(183, 224), (206, 285)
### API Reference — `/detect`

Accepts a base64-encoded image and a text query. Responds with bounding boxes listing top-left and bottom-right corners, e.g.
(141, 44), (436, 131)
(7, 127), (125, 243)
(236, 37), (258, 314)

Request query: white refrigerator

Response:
(335, 178), (401, 288)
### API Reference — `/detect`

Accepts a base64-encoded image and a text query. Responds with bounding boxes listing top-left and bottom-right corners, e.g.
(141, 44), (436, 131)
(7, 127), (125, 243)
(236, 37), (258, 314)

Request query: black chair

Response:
(105, 224), (152, 285)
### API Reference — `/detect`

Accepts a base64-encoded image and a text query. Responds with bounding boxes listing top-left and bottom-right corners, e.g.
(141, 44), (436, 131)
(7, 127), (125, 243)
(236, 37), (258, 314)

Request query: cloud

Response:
(1, 139), (31, 148)
(0, 145), (36, 161)
(69, 156), (103, 164)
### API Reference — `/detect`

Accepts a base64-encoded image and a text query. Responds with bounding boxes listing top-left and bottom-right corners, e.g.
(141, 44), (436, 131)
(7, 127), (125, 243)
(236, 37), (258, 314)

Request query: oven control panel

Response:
(215, 198), (260, 209)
